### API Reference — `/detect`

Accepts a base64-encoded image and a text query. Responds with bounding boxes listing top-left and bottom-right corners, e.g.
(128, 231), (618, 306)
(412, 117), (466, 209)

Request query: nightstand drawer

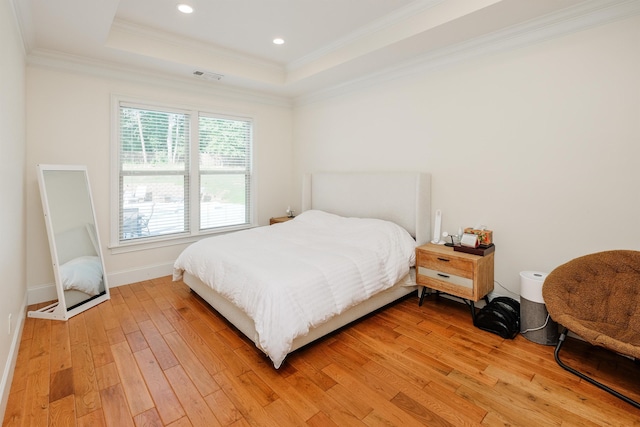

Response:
(417, 266), (473, 289)
(417, 251), (473, 279)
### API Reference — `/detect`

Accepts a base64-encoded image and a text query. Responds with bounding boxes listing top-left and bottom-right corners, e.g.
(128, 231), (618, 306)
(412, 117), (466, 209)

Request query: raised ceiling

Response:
(12, 0), (636, 99)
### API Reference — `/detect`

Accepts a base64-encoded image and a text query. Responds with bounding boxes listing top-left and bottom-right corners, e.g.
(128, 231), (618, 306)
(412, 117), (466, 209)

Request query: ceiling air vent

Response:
(193, 70), (224, 81)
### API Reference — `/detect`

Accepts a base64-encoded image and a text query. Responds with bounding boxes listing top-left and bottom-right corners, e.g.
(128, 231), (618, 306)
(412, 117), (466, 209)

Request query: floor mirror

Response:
(28, 164), (110, 320)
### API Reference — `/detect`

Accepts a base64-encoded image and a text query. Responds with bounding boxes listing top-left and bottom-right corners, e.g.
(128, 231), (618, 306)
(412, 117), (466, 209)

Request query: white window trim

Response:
(109, 95), (257, 253)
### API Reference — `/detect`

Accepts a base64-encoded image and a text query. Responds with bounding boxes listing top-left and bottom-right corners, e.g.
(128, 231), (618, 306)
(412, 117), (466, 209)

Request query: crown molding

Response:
(288, 0), (444, 72)
(26, 49), (292, 108)
(21, 0), (640, 107)
(110, 18), (283, 73)
(295, 0), (640, 106)
(9, 0), (31, 55)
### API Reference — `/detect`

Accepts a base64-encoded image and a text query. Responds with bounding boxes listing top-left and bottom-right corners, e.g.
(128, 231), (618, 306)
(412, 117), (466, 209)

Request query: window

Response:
(198, 114), (252, 231)
(114, 100), (253, 246)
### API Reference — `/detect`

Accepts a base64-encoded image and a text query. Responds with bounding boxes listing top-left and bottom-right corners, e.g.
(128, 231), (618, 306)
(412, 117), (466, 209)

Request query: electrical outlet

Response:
(7, 313), (12, 335)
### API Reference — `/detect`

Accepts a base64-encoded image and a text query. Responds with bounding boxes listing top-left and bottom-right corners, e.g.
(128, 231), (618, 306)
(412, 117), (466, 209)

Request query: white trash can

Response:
(520, 271), (559, 345)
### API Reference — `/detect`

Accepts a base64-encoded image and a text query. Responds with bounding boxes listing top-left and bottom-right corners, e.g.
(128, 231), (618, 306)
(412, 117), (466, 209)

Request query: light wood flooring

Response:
(3, 276), (640, 426)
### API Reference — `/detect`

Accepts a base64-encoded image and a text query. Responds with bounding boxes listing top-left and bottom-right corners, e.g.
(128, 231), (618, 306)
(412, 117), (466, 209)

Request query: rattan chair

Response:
(542, 250), (640, 408)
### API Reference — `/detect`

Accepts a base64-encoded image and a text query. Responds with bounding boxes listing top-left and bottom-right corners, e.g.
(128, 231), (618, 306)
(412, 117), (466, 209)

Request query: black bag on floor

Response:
(473, 297), (520, 339)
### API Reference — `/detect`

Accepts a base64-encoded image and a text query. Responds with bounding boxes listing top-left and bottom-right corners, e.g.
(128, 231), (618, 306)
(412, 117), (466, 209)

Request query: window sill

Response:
(108, 224), (257, 255)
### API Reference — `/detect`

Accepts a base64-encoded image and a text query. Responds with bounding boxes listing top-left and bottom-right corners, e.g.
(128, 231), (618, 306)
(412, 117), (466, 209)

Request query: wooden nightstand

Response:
(416, 243), (494, 319)
(269, 216), (295, 225)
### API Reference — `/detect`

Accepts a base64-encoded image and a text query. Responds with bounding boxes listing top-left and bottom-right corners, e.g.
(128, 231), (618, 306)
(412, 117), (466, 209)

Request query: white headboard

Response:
(302, 172), (431, 245)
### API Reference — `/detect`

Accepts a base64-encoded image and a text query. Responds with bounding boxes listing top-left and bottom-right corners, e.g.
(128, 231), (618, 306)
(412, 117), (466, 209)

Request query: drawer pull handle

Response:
(437, 257), (450, 262)
(437, 273), (450, 279)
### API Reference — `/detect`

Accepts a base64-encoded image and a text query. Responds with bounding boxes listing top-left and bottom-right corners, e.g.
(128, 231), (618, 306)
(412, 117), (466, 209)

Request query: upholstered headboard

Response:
(301, 171), (431, 245)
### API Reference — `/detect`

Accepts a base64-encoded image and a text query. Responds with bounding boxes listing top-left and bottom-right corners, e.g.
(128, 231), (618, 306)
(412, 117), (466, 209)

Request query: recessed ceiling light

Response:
(273, 38), (285, 45)
(177, 4), (194, 14)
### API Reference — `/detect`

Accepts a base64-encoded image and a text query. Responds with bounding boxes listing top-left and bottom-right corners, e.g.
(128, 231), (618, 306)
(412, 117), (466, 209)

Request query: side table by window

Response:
(269, 216), (295, 225)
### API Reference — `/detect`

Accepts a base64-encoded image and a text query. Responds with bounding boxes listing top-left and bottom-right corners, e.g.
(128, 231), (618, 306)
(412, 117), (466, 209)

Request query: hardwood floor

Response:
(3, 276), (640, 426)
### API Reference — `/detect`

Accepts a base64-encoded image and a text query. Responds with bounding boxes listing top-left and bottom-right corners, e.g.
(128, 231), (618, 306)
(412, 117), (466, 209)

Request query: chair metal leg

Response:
(554, 328), (640, 409)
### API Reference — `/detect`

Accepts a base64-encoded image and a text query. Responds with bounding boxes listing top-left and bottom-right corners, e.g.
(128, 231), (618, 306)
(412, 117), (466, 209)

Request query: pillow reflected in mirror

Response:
(59, 255), (103, 296)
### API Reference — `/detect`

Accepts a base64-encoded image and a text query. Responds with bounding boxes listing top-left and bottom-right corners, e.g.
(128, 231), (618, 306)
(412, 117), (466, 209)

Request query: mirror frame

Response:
(29, 164), (110, 320)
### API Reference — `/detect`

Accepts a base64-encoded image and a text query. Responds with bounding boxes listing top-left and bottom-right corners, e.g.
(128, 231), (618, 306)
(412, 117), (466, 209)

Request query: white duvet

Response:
(172, 210), (417, 368)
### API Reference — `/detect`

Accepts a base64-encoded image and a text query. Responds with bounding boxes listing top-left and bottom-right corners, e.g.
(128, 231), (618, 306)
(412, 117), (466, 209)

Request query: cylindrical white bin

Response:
(520, 271), (559, 345)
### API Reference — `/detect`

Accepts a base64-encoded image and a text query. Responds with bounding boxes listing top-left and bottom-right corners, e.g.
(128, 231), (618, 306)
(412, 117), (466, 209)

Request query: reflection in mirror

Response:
(28, 165), (110, 321)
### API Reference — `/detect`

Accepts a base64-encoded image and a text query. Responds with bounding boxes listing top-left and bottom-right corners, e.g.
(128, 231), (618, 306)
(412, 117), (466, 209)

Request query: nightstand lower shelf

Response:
(419, 287), (490, 321)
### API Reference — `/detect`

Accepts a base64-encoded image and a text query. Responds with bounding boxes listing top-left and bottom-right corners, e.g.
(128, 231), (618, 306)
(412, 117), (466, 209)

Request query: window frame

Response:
(109, 95), (256, 252)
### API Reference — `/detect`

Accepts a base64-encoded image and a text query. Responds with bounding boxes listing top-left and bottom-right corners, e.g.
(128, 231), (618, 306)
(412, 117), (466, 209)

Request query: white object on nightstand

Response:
(431, 209), (444, 244)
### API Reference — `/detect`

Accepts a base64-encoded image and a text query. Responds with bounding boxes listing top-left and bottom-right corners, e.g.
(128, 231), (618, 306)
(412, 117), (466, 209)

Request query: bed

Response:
(173, 171), (431, 368)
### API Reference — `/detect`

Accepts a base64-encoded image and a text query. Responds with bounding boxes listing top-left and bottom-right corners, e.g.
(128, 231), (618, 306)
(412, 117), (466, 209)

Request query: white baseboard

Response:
(0, 293), (27, 422)
(107, 262), (174, 288)
(26, 283), (59, 306)
(27, 262), (175, 305)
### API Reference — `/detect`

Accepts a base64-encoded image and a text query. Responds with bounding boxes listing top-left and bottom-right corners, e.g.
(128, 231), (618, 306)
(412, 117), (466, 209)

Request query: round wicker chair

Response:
(542, 250), (640, 408)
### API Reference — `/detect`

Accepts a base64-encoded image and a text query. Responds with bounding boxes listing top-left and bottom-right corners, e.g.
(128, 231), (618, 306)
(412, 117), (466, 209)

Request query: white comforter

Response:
(172, 210), (417, 368)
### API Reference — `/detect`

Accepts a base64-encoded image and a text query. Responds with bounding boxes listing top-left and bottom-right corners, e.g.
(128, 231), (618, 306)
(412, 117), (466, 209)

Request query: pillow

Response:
(292, 209), (342, 225)
(59, 255), (103, 296)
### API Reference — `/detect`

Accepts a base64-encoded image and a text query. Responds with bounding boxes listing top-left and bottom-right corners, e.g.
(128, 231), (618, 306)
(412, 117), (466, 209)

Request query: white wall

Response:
(0, 0), (27, 419)
(26, 65), (293, 296)
(293, 15), (640, 298)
